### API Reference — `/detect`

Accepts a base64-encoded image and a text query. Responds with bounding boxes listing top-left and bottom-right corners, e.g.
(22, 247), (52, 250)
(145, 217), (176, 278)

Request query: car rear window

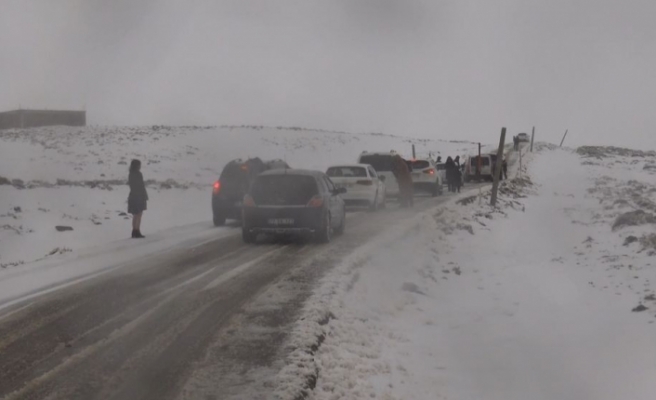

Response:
(409, 160), (430, 170)
(219, 162), (251, 194)
(251, 175), (318, 206)
(359, 155), (393, 172)
(470, 157), (490, 166)
(327, 166), (367, 178)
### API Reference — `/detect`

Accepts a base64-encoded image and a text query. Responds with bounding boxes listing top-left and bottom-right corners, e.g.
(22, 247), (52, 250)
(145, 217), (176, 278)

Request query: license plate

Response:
(268, 218), (294, 225)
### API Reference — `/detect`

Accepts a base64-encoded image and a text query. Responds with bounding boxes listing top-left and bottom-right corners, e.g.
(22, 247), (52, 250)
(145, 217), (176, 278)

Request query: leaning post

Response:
(490, 127), (506, 207)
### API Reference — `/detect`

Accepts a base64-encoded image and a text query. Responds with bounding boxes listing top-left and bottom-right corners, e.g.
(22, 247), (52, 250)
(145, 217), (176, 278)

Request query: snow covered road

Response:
(0, 191), (478, 400)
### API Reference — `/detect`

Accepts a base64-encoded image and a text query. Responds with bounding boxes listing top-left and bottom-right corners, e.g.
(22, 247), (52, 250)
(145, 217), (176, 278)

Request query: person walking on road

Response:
(128, 159), (148, 238)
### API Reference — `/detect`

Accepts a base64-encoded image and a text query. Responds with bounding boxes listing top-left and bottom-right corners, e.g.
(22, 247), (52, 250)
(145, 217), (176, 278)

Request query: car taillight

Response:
(423, 169), (435, 175)
(356, 180), (373, 186)
(213, 181), (221, 194)
(243, 194), (256, 207)
(307, 195), (324, 208)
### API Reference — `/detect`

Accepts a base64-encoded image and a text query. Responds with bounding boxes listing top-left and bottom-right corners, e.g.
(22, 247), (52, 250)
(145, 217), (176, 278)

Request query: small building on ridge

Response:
(0, 109), (86, 130)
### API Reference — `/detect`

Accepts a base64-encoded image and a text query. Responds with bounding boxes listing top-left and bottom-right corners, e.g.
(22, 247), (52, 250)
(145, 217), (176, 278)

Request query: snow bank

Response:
(275, 144), (656, 400)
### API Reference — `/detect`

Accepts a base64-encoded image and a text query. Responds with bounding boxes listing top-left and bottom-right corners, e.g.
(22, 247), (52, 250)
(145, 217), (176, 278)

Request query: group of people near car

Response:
(443, 156), (464, 193)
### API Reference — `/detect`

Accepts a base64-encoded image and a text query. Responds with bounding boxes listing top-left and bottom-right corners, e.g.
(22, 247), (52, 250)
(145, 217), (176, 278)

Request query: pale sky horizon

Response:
(1, 0), (656, 149)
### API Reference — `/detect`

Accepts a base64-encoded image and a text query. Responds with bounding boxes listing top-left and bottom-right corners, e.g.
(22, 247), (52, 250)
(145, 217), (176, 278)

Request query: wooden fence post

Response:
(490, 127), (506, 207)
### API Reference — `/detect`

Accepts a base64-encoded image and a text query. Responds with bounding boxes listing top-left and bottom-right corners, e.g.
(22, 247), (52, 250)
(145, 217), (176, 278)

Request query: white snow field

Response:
(0, 125), (477, 303)
(275, 144), (656, 400)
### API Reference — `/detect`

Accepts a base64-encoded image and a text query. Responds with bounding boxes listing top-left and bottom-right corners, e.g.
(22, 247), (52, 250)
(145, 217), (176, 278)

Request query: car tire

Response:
(316, 213), (332, 244)
(369, 192), (379, 212)
(242, 229), (256, 244)
(334, 212), (346, 235)
(213, 213), (226, 227)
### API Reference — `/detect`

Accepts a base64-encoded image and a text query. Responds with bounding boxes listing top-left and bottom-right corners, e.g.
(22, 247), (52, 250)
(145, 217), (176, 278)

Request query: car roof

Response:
(260, 168), (325, 178)
(327, 164), (370, 168)
(359, 152), (397, 156)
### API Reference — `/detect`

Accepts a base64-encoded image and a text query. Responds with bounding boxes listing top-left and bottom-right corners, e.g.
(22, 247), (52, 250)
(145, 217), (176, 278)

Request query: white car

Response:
(407, 158), (443, 196)
(357, 151), (400, 197)
(464, 154), (498, 182)
(435, 162), (447, 186)
(326, 164), (386, 210)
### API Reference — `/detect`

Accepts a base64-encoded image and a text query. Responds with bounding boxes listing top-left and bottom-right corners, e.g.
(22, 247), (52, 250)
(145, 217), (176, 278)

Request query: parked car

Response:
(464, 154), (497, 182)
(212, 158), (289, 226)
(435, 162), (447, 185)
(241, 169), (346, 243)
(517, 133), (530, 142)
(407, 158), (443, 196)
(357, 151), (400, 197)
(326, 164), (386, 210)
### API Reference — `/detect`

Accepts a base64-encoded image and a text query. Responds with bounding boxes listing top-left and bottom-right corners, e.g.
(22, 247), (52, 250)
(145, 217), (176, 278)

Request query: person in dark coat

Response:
(128, 159), (148, 238)
(453, 167), (462, 192)
(445, 156), (456, 192)
(454, 155), (460, 167)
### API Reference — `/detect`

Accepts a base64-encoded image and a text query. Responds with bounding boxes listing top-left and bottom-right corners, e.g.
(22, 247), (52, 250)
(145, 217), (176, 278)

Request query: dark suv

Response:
(212, 158), (289, 226)
(242, 169), (347, 243)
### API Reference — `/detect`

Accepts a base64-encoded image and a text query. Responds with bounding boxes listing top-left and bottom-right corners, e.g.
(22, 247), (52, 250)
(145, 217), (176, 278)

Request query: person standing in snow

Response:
(128, 159), (148, 238)
(445, 156), (456, 192)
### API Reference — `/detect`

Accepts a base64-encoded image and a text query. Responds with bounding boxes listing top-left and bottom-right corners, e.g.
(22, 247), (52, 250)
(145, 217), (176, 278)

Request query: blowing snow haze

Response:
(1, 0), (655, 149)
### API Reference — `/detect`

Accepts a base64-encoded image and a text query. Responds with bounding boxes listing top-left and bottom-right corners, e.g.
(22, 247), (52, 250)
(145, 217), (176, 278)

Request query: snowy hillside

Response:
(275, 143), (656, 400)
(0, 125), (478, 268)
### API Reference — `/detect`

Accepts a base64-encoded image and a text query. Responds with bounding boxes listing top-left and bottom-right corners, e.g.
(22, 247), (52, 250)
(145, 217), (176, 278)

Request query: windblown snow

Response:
(275, 143), (656, 400)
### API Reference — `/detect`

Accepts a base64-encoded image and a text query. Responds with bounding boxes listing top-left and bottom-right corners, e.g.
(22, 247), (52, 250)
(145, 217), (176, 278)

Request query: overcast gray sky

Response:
(1, 0), (655, 149)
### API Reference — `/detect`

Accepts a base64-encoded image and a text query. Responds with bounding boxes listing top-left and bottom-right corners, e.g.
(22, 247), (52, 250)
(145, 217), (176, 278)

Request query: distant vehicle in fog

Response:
(241, 169), (346, 243)
(463, 154), (497, 182)
(212, 158), (289, 226)
(326, 164), (386, 210)
(517, 133), (530, 142)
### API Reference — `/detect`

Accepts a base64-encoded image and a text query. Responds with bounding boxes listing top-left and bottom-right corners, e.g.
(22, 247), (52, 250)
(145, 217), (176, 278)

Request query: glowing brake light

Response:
(423, 169), (435, 175)
(213, 181), (221, 194)
(356, 180), (373, 186)
(243, 194), (256, 207)
(307, 195), (324, 208)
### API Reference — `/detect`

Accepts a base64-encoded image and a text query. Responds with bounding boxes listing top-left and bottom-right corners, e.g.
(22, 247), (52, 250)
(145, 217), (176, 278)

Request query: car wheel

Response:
(213, 213), (226, 227)
(334, 211), (346, 235)
(431, 183), (439, 197)
(369, 191), (379, 212)
(316, 213), (332, 243)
